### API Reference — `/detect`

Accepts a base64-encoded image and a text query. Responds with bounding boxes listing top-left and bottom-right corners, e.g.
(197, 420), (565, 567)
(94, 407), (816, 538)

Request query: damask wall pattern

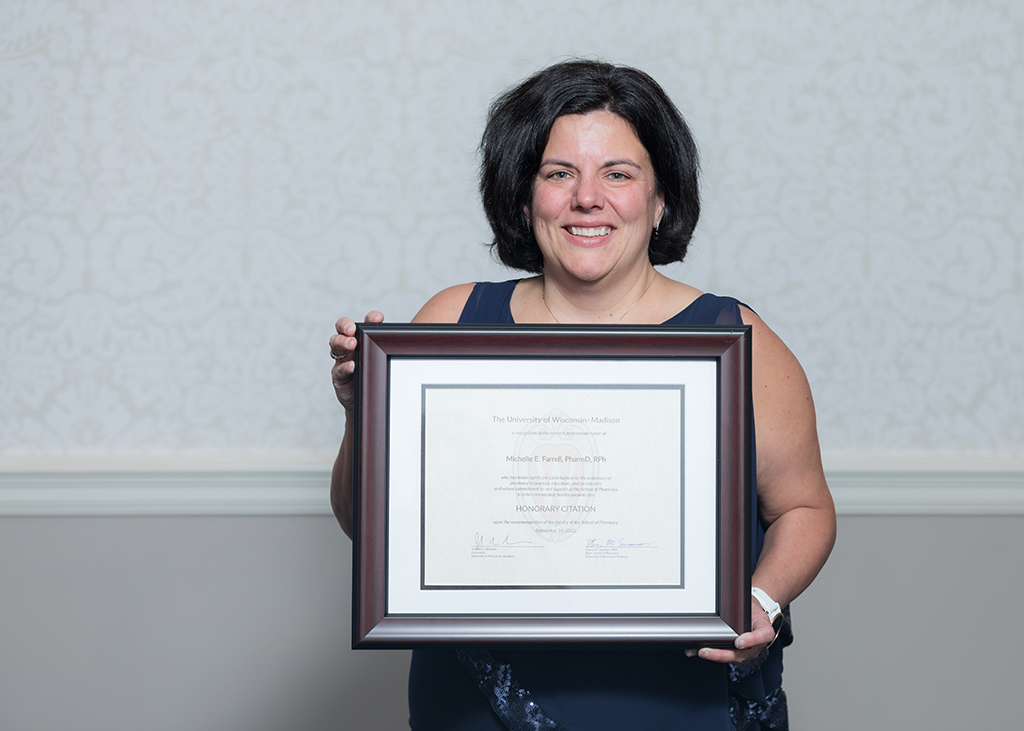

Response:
(1, 0), (1021, 461)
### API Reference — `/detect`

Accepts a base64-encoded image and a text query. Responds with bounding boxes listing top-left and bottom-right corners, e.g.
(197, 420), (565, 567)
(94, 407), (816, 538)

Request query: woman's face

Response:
(529, 110), (664, 284)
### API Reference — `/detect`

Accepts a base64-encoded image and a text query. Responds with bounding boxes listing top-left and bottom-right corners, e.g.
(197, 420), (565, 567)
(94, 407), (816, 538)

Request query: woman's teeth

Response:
(568, 226), (612, 237)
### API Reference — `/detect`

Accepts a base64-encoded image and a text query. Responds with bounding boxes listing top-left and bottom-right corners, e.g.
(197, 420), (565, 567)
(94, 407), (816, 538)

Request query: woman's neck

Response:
(538, 267), (661, 325)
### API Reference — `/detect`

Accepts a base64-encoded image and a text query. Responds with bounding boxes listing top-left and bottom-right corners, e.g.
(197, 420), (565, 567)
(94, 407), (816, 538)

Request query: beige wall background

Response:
(2, 0), (1021, 460)
(1, 0), (1022, 728)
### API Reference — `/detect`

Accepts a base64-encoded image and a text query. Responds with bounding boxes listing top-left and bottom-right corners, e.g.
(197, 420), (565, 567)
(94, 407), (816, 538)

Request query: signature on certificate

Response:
(473, 532), (535, 548)
(586, 538), (656, 548)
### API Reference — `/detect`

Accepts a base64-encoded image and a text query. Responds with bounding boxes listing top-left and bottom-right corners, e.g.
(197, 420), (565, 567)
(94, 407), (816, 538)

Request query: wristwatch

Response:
(750, 586), (784, 645)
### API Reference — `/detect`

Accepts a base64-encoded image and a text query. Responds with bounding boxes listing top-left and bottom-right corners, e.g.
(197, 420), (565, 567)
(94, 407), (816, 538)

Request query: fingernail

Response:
(699, 649), (710, 659)
(735, 638), (745, 649)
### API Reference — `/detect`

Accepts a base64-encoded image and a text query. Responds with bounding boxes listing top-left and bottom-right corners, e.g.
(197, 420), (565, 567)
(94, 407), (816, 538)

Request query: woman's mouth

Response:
(566, 226), (612, 238)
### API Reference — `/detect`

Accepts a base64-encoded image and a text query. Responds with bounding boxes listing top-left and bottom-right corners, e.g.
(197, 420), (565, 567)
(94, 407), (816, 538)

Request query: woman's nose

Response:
(572, 175), (604, 210)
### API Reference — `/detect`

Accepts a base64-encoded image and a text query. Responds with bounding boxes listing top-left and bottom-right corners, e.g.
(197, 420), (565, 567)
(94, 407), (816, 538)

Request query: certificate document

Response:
(422, 385), (684, 589)
(385, 356), (721, 617)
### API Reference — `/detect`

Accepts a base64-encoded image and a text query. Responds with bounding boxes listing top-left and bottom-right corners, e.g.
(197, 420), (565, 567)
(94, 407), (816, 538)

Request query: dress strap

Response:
(662, 293), (748, 326)
(459, 280), (519, 324)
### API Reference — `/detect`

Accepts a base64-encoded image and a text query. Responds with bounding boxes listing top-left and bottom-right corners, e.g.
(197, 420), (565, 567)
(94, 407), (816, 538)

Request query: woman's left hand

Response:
(685, 600), (777, 664)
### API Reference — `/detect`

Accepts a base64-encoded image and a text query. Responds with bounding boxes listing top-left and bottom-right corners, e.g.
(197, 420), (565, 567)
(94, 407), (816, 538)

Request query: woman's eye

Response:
(549, 170), (571, 179)
(607, 171), (629, 180)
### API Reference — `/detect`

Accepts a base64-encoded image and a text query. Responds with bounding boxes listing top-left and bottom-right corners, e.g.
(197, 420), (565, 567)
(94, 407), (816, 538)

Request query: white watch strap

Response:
(751, 586), (781, 621)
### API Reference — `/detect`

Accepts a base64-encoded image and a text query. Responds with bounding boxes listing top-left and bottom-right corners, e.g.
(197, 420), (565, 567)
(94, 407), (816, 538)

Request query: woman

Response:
(330, 60), (836, 731)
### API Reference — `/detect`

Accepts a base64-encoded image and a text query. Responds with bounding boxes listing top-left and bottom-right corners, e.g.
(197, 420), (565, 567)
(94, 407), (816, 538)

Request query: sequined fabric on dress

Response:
(457, 649), (568, 731)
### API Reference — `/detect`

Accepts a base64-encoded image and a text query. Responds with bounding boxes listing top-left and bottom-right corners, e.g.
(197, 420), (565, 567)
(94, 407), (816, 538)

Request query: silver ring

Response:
(331, 350), (345, 361)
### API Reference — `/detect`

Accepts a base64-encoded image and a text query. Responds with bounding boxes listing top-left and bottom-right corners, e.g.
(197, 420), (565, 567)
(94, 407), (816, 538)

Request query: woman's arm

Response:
(697, 306), (837, 663)
(329, 284), (476, 536)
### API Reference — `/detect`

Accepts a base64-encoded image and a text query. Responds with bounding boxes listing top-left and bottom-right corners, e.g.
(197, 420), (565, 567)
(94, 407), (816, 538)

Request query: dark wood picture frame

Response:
(352, 324), (752, 648)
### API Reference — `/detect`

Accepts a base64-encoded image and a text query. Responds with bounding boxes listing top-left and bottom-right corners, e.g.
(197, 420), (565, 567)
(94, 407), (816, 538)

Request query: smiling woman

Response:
(479, 60), (700, 277)
(329, 59), (835, 731)
(528, 111), (666, 320)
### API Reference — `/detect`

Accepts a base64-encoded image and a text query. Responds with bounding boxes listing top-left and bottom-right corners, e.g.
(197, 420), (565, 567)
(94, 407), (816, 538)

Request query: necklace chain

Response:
(541, 276), (657, 325)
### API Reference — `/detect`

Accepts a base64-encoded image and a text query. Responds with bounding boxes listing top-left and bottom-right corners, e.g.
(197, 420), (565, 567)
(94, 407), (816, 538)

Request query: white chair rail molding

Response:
(1, 451), (1021, 517)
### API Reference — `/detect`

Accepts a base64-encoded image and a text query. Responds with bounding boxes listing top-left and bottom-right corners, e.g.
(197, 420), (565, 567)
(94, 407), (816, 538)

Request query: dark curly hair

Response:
(480, 59), (701, 274)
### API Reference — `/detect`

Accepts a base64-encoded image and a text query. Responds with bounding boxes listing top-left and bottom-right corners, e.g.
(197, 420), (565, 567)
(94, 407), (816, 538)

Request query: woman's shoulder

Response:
(411, 283), (478, 323)
(411, 280), (524, 324)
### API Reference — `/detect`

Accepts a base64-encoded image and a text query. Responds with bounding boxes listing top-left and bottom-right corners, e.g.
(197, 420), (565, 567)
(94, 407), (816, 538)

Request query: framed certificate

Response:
(351, 324), (752, 648)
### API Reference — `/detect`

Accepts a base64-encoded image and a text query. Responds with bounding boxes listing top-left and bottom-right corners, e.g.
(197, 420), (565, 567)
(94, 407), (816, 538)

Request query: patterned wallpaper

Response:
(1, 0), (1021, 461)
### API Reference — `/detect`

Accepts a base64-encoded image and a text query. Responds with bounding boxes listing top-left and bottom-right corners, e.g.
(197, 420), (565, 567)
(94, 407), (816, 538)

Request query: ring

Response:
(331, 350), (345, 361)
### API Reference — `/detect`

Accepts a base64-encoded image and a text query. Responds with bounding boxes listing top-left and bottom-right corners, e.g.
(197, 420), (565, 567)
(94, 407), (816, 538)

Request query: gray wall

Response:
(2, 515), (1020, 730)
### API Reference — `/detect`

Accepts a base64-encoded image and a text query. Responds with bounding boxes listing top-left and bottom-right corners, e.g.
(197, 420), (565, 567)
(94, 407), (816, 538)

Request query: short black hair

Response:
(480, 59), (701, 273)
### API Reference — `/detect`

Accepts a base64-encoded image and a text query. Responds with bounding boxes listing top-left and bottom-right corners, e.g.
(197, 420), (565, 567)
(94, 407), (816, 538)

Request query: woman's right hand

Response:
(330, 311), (384, 411)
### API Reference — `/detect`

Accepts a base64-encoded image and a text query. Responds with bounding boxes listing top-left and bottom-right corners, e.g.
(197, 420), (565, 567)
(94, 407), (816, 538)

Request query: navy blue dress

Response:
(407, 281), (788, 731)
